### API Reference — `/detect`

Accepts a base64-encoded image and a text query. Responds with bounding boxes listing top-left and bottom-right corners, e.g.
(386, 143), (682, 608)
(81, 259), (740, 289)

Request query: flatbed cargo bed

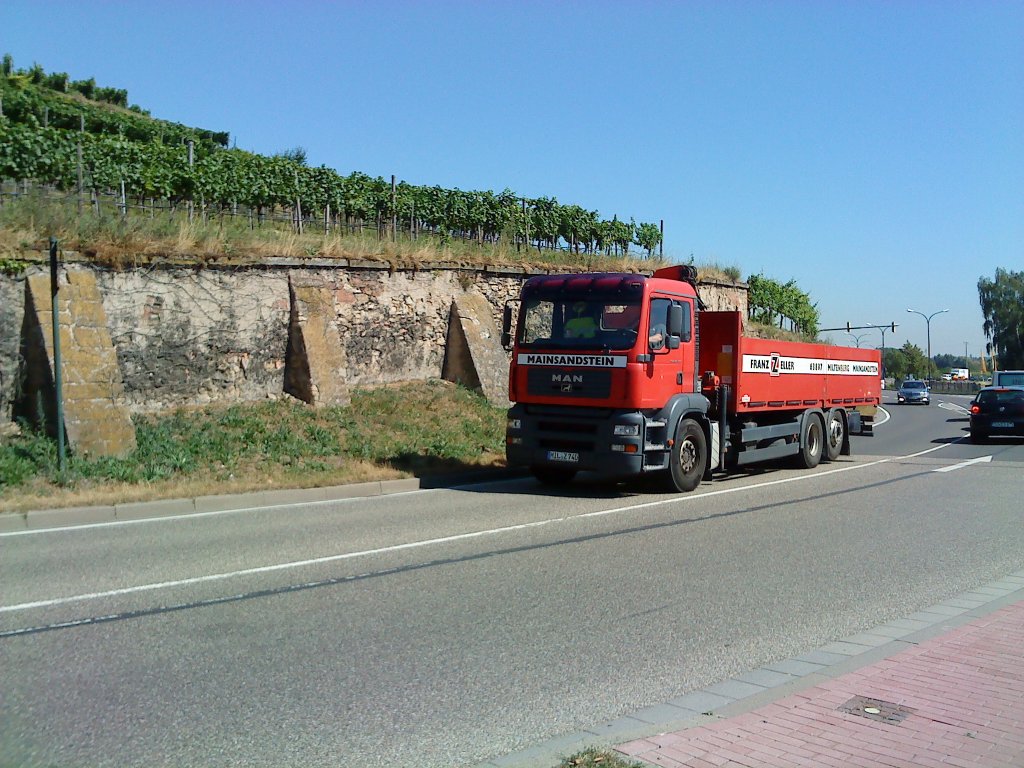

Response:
(697, 312), (881, 415)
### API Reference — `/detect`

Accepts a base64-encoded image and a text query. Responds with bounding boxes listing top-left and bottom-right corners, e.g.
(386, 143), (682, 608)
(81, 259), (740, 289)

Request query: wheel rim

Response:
(809, 423), (821, 457)
(678, 438), (698, 474)
(829, 415), (844, 448)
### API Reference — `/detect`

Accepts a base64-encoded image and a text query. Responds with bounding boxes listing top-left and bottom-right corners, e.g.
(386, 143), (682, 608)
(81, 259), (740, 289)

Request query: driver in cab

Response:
(564, 301), (598, 339)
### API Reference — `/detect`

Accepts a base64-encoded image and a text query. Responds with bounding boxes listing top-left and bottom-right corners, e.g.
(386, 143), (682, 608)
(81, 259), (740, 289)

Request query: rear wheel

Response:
(824, 409), (845, 462)
(969, 430), (987, 444)
(664, 418), (706, 493)
(530, 466), (577, 486)
(796, 413), (824, 469)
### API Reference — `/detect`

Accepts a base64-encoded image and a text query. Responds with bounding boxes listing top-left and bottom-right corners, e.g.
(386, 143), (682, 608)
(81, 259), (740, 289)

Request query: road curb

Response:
(1, 468), (528, 532)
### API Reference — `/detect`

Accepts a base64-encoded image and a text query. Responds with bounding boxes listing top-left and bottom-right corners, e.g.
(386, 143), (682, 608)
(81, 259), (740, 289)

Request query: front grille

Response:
(530, 412), (602, 452)
(527, 368), (612, 399)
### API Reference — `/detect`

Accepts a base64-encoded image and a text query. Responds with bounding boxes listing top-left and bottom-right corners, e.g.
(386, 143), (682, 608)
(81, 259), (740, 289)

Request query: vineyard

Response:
(0, 58), (662, 257)
(0, 57), (818, 334)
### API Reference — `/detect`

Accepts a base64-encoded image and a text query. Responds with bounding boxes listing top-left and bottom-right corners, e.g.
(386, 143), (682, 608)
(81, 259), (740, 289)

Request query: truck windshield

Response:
(518, 297), (643, 351)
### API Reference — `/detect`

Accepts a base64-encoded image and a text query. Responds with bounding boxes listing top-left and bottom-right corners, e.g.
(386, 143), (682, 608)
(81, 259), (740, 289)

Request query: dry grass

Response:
(0, 192), (745, 281)
(1, 457), (408, 514)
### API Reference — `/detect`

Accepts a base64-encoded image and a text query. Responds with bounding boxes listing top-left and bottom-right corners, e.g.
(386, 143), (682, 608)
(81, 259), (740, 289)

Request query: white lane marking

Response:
(933, 455), (993, 473)
(0, 486), (440, 538)
(938, 401), (970, 414)
(1, 444), (954, 614)
(873, 406), (891, 426)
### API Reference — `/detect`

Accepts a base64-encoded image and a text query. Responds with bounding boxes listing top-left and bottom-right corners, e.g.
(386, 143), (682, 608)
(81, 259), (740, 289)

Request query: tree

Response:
(892, 342), (929, 381)
(634, 222), (662, 257)
(978, 268), (1024, 369)
(881, 347), (905, 381)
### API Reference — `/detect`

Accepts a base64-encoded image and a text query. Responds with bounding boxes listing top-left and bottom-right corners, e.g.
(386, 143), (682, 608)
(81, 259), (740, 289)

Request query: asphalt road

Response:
(3, 390), (1023, 767)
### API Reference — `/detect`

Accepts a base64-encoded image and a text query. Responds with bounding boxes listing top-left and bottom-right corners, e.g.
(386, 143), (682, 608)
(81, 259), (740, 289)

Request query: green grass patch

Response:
(0, 380), (508, 508)
(556, 748), (646, 768)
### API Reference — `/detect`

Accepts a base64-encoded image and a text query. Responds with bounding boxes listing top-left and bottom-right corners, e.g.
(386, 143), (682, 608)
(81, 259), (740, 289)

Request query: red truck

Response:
(501, 266), (881, 492)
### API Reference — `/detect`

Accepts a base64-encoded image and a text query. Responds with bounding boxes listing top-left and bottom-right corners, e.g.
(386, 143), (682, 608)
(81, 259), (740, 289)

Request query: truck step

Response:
(642, 461), (668, 472)
(646, 419), (666, 429)
(644, 443), (667, 452)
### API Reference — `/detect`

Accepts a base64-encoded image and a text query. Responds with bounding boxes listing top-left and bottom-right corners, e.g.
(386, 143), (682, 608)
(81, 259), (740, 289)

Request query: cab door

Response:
(645, 296), (695, 402)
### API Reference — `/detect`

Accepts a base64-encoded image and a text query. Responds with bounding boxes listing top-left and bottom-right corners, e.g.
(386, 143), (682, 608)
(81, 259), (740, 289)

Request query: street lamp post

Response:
(906, 308), (949, 381)
(846, 331), (868, 348)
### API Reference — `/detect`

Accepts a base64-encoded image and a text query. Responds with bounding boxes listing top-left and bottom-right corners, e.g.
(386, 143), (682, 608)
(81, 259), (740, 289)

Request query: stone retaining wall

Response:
(0, 257), (747, 425)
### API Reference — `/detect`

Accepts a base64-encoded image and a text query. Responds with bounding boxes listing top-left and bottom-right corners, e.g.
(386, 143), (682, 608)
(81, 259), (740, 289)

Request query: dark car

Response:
(897, 379), (930, 405)
(969, 386), (1024, 443)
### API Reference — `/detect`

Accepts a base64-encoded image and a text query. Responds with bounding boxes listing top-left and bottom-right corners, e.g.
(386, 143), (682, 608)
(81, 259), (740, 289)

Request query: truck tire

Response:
(664, 418), (706, 493)
(824, 409), (844, 462)
(796, 413), (824, 469)
(530, 466), (577, 486)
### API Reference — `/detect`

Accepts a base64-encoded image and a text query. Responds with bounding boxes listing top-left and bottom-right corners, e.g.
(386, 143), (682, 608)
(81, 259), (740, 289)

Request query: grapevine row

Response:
(0, 120), (664, 255)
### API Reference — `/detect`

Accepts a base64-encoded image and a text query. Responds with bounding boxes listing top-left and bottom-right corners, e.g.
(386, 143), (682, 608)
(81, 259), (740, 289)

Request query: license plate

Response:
(991, 421), (1014, 428)
(547, 450), (579, 463)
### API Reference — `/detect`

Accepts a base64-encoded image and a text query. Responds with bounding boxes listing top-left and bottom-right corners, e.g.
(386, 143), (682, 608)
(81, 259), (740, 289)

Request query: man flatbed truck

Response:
(502, 266), (881, 492)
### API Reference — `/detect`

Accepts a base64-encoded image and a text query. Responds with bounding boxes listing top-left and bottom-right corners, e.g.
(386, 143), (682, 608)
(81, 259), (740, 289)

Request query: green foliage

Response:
(633, 221), (662, 256)
(1, 59), (228, 148)
(978, 268), (1024, 369)
(884, 342), (929, 381)
(556, 748), (645, 768)
(0, 423), (57, 487)
(747, 273), (819, 337)
(0, 256), (27, 276)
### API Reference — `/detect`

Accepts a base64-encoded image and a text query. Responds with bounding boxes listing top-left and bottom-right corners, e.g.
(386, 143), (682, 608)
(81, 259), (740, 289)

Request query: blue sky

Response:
(3, 1), (1021, 358)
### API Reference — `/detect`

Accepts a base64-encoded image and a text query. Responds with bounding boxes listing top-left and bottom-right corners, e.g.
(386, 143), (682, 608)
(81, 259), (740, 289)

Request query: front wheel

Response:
(663, 418), (706, 493)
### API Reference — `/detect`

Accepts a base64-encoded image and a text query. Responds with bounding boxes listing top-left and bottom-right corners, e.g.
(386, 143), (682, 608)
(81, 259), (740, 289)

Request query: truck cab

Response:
(503, 268), (709, 488)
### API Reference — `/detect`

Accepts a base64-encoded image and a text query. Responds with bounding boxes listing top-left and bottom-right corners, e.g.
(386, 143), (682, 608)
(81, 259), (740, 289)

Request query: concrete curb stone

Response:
(5, 468), (528, 531)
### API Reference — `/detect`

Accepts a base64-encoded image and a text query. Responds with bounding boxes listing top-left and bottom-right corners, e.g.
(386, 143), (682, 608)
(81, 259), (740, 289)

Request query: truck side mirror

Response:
(666, 304), (685, 349)
(501, 304), (514, 350)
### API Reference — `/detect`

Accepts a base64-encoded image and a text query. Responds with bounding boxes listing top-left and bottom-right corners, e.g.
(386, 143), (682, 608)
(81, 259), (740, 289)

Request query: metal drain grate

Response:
(838, 695), (916, 725)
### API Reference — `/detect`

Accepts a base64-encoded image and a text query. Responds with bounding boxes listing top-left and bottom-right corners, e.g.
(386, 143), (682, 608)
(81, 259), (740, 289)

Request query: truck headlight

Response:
(613, 424), (639, 437)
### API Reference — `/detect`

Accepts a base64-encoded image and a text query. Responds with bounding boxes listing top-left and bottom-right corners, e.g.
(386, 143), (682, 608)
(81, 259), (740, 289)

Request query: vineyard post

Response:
(391, 175), (397, 243)
(411, 200), (416, 240)
(120, 179), (126, 218)
(294, 170), (302, 235)
(76, 143), (83, 217)
(187, 140), (194, 224)
(77, 114), (84, 216)
(659, 220), (664, 258)
(325, 203), (330, 236)
(522, 199), (529, 254)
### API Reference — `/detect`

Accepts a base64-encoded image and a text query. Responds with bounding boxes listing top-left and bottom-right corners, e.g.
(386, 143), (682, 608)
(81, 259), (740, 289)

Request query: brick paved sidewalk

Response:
(617, 600), (1024, 768)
